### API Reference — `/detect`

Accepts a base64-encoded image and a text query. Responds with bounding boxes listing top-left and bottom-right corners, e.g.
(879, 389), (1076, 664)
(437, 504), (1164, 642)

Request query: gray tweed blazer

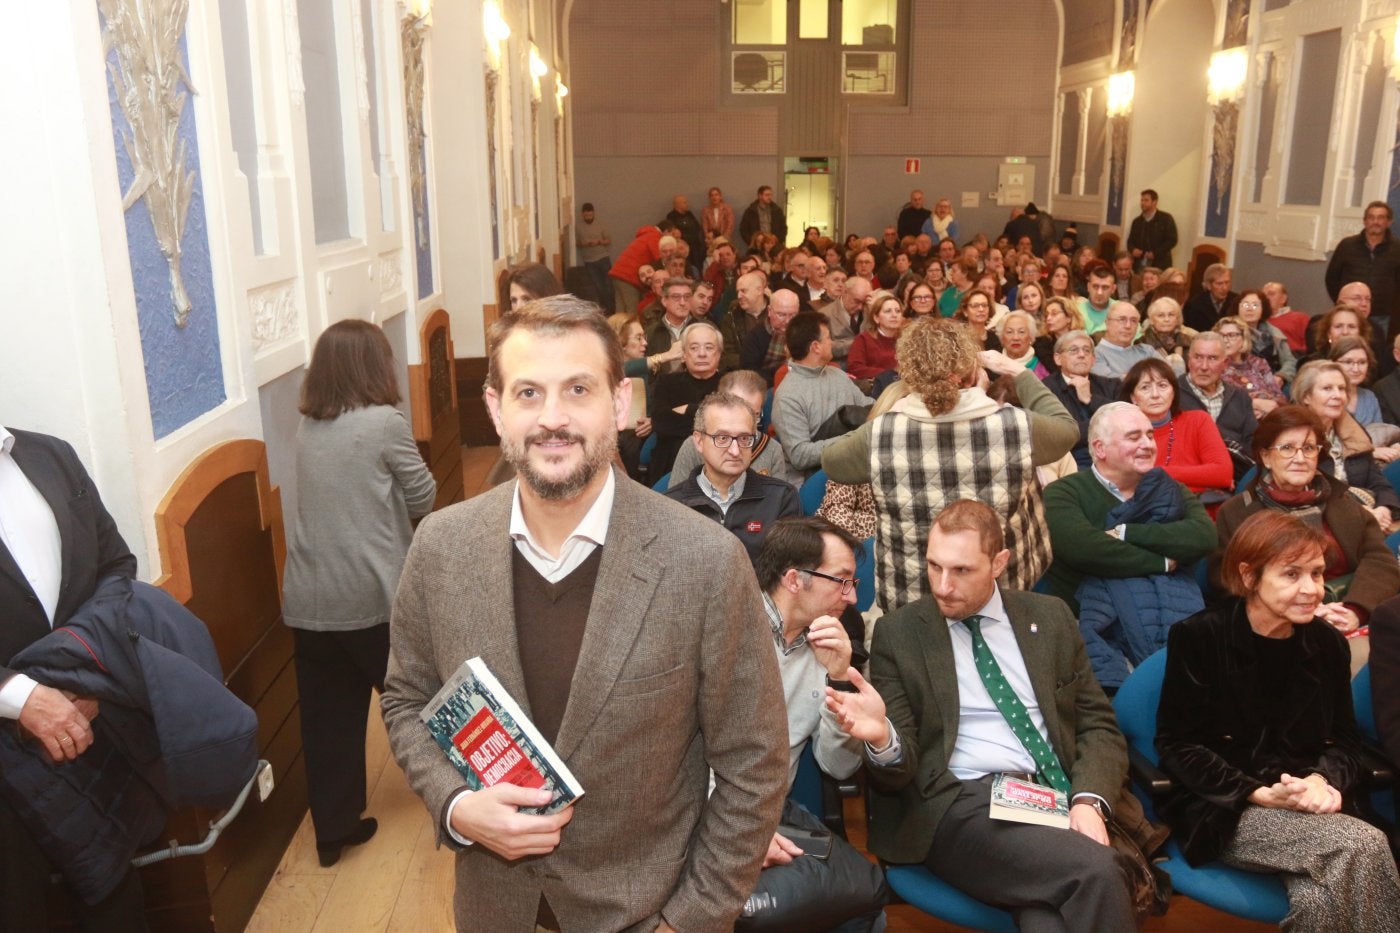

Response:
(382, 468), (789, 933)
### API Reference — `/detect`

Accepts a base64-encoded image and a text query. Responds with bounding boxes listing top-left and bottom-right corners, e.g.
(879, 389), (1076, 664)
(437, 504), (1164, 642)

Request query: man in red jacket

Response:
(610, 222), (680, 314)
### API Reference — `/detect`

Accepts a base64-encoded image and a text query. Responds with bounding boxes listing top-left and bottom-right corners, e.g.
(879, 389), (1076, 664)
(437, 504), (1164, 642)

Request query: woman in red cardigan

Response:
(846, 289), (904, 380)
(1120, 356), (1233, 506)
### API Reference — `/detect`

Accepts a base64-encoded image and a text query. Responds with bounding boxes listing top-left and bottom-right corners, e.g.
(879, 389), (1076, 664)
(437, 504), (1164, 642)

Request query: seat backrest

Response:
(799, 468), (828, 516)
(1384, 457), (1400, 494)
(652, 471), (672, 492)
(1187, 244), (1227, 300)
(855, 536), (876, 612)
(1112, 649), (1167, 763)
(1097, 231), (1120, 261)
(410, 307), (464, 508)
(1353, 664), (1377, 739)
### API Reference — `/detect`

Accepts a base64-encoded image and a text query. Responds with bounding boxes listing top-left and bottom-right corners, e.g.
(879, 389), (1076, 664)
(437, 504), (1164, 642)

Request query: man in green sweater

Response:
(1041, 403), (1216, 613)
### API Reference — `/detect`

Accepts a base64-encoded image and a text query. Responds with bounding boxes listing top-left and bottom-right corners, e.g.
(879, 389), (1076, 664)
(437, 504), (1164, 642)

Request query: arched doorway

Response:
(1127, 0), (1216, 262)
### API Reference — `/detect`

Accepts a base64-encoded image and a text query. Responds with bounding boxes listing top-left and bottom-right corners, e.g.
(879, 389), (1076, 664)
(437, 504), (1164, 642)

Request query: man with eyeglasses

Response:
(645, 278), (701, 374)
(1045, 330), (1121, 469)
(1090, 302), (1161, 379)
(742, 517), (890, 933)
(773, 311), (873, 478)
(664, 392), (799, 566)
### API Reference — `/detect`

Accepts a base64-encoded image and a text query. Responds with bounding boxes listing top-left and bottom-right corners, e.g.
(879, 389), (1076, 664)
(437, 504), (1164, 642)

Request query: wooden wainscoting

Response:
(409, 309), (464, 509)
(455, 355), (498, 448)
(141, 439), (305, 932)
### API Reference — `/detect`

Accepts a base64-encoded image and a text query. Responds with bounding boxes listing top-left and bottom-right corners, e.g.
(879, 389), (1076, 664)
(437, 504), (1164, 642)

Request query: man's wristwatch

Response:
(1078, 797), (1109, 821)
(826, 675), (859, 693)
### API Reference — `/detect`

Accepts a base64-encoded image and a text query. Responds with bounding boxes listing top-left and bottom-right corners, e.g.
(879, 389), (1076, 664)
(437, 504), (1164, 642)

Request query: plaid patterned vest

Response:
(869, 405), (1052, 610)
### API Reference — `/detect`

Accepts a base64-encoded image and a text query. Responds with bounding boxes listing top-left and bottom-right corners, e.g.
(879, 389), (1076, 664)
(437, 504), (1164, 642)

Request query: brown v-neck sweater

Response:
(510, 546), (603, 745)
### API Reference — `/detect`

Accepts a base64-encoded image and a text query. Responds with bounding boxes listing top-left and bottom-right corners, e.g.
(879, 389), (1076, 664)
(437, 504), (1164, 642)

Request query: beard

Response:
(502, 426), (618, 501)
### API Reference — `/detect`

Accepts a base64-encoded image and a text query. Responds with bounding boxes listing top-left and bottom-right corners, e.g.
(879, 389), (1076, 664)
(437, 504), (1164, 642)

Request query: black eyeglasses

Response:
(801, 568), (858, 596)
(701, 432), (758, 449)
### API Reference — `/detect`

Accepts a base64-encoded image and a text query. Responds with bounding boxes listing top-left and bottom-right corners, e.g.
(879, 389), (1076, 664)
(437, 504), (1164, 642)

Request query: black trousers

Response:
(292, 624), (390, 844)
(923, 779), (1136, 933)
(0, 792), (147, 932)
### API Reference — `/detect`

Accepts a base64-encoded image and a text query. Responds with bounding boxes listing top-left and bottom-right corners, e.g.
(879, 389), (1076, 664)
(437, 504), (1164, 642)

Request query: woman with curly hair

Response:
(821, 317), (1078, 609)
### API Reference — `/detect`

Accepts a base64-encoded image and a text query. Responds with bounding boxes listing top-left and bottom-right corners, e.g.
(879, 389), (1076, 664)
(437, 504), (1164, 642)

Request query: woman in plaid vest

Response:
(822, 318), (1079, 610)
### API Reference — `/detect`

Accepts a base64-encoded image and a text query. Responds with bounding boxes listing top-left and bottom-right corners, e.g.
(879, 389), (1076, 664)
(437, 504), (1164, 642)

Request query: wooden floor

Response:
(247, 446), (1270, 932)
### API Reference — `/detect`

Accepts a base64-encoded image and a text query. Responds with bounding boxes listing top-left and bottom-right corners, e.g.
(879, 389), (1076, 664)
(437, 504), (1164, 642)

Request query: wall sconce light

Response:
(1206, 48), (1247, 221)
(556, 80), (569, 101)
(483, 1), (510, 71)
(1206, 48), (1248, 106)
(1106, 71), (1135, 118)
(402, 0), (432, 22)
(1391, 18), (1400, 81)
(529, 45), (549, 79)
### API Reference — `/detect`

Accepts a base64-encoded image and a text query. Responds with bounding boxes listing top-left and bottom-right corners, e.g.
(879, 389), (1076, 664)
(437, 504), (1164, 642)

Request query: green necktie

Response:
(963, 615), (1070, 795)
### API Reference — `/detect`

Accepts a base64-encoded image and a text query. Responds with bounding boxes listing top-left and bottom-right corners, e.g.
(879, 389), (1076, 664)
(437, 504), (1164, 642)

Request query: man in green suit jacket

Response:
(827, 500), (1166, 929)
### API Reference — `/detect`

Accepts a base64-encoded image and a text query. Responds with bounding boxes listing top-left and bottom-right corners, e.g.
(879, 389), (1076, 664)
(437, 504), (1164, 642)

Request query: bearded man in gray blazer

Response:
(382, 296), (789, 933)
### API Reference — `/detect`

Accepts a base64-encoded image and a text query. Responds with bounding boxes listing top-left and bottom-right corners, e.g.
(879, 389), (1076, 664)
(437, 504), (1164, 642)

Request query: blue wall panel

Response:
(105, 30), (225, 439)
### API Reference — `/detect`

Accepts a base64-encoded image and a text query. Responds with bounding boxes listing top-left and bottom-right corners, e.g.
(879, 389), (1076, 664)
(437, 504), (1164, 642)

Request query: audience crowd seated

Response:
(397, 194), (1400, 929)
(29, 183), (1400, 931)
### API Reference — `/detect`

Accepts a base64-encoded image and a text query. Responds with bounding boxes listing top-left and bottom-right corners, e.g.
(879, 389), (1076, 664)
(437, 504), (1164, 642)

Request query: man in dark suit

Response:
(1126, 189), (1178, 271)
(826, 500), (1164, 929)
(1043, 330), (1120, 469)
(382, 296), (788, 933)
(1182, 263), (1239, 332)
(0, 426), (144, 929)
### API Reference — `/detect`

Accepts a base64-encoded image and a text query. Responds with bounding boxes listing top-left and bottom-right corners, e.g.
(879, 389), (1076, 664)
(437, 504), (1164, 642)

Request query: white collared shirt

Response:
(0, 427), (63, 718)
(507, 469), (615, 582)
(866, 587), (1048, 778)
(449, 468), (616, 843)
(943, 586), (1046, 780)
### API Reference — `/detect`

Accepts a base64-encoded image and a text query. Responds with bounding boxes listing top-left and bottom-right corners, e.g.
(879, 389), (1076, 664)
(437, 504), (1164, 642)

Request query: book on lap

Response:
(988, 774), (1069, 829)
(421, 656), (584, 815)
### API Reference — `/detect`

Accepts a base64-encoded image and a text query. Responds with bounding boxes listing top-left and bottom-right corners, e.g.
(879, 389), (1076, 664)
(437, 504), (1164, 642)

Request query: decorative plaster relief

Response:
(1234, 209), (1268, 243)
(402, 15), (429, 249)
(284, 0), (305, 109)
(99, 0), (197, 327)
(379, 251), (403, 295)
(250, 281), (300, 350)
(351, 4), (370, 123)
(1273, 211), (1321, 250)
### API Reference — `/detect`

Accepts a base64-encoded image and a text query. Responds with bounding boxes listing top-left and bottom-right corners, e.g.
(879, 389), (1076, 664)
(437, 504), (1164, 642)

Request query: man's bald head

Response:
(844, 276), (872, 311)
(1339, 281), (1373, 317)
